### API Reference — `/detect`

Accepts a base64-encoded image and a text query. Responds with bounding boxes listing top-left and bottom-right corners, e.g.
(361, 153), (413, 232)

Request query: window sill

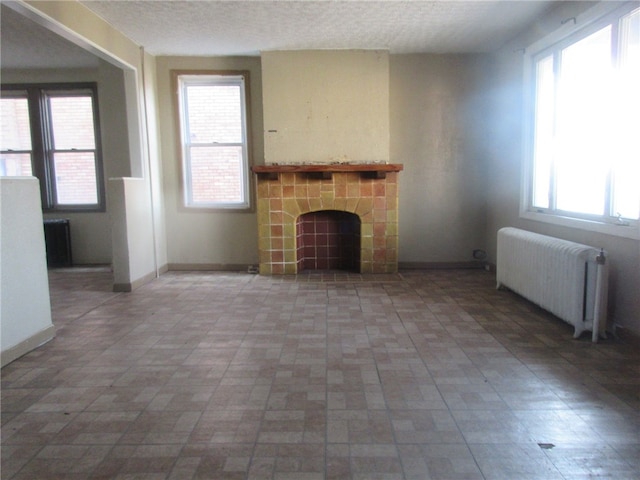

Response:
(44, 207), (106, 214)
(520, 210), (640, 240)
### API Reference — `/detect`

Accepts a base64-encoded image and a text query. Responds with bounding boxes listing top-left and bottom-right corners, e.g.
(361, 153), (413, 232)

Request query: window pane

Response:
(555, 26), (612, 215)
(0, 153), (32, 176)
(49, 96), (96, 150)
(612, 8), (640, 219)
(186, 85), (242, 144)
(532, 55), (554, 209)
(1, 97), (32, 150)
(189, 146), (243, 204)
(53, 152), (98, 204)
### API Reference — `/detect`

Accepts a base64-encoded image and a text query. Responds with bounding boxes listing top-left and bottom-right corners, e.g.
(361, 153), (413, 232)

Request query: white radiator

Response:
(496, 227), (608, 342)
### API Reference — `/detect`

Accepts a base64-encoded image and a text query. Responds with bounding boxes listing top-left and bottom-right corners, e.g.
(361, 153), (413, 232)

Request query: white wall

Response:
(262, 50), (389, 164)
(483, 1), (640, 337)
(109, 178), (157, 290)
(1, 178), (55, 366)
(155, 56), (263, 269)
(141, 52), (168, 272)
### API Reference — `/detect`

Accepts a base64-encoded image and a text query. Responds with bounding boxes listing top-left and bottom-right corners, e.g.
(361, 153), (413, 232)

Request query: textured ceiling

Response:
(1, 1), (560, 70)
(80, 0), (556, 55)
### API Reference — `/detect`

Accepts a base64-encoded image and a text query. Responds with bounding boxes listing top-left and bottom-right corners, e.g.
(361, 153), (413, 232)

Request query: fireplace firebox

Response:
(297, 210), (360, 272)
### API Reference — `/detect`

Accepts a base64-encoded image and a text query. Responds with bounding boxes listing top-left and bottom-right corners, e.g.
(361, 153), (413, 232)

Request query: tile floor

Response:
(2, 268), (639, 479)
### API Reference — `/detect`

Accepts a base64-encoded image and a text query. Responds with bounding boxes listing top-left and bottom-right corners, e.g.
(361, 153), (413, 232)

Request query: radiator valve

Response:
(596, 248), (606, 265)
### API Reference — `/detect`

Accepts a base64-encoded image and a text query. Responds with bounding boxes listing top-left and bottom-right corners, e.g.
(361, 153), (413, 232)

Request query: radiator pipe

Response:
(592, 249), (607, 343)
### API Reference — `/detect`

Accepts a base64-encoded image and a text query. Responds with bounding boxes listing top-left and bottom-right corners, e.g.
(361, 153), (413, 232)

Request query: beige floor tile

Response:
(1, 268), (638, 479)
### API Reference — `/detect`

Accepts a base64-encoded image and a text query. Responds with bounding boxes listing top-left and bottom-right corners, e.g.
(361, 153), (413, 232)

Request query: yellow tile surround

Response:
(255, 170), (400, 274)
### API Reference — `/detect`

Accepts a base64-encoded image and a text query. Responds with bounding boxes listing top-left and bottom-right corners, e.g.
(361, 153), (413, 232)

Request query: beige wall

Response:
(483, 1), (640, 337)
(390, 54), (488, 264)
(15, 0), (166, 289)
(155, 56), (263, 268)
(262, 50), (389, 164)
(22, 0), (141, 69)
(157, 52), (491, 268)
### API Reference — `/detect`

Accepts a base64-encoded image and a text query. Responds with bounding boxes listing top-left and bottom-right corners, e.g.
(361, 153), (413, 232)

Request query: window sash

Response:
(0, 152), (33, 176)
(44, 91), (101, 208)
(528, 5), (640, 228)
(1, 93), (34, 176)
(177, 73), (251, 209)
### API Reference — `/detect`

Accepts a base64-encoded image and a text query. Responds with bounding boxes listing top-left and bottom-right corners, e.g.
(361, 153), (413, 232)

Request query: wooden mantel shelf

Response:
(252, 163), (403, 180)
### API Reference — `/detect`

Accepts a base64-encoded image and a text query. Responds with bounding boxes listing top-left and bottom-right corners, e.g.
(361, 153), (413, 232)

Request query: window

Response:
(0, 92), (33, 176)
(0, 83), (104, 211)
(175, 72), (251, 209)
(525, 5), (640, 236)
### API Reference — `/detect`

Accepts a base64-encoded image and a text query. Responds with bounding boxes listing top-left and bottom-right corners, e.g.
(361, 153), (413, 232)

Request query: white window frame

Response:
(521, 2), (640, 240)
(176, 72), (251, 210)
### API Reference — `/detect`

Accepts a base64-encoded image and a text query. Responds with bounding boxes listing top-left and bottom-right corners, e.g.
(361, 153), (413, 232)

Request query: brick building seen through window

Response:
(176, 72), (250, 209)
(0, 84), (104, 210)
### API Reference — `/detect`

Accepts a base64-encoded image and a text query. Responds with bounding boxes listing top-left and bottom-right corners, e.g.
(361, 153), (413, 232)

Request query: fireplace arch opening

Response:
(296, 210), (361, 272)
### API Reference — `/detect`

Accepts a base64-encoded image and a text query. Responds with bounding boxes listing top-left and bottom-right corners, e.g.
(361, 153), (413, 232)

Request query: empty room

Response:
(1, 1), (639, 479)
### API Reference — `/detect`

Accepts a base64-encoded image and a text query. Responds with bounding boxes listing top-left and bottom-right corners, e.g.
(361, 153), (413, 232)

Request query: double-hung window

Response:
(176, 72), (251, 209)
(1, 83), (104, 211)
(525, 4), (639, 237)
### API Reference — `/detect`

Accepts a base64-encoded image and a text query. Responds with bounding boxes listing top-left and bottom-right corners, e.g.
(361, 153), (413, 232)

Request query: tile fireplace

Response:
(253, 163), (402, 274)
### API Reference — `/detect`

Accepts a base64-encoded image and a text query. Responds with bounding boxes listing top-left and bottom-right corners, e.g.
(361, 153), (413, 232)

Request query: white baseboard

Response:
(1, 324), (56, 367)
